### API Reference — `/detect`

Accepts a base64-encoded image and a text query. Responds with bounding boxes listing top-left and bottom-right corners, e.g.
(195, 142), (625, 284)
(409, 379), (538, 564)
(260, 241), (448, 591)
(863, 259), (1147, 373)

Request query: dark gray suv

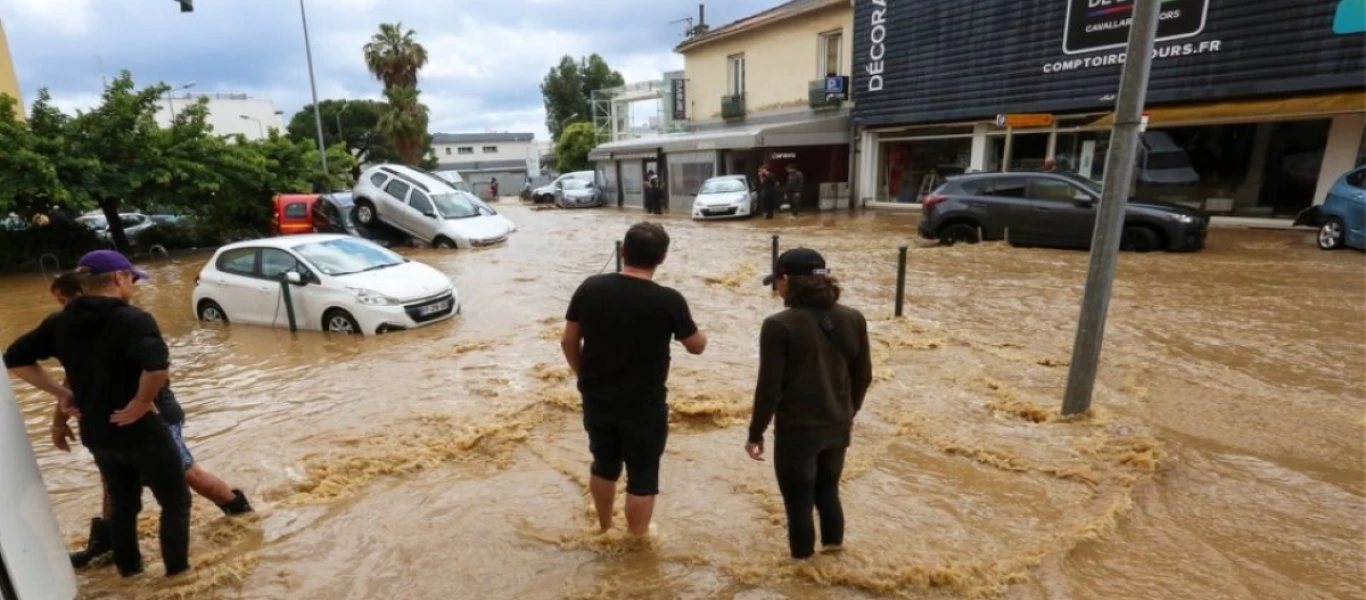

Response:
(917, 172), (1209, 252)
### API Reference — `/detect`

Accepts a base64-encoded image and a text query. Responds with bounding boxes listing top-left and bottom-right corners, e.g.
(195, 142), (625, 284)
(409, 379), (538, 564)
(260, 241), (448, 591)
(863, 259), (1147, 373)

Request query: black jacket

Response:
(4, 296), (173, 450)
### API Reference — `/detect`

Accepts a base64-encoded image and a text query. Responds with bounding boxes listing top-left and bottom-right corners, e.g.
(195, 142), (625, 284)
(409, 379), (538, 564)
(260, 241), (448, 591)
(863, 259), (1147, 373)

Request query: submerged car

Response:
(193, 234), (459, 335)
(1293, 166), (1365, 251)
(533, 171), (595, 203)
(556, 179), (604, 208)
(918, 171), (1209, 252)
(78, 212), (156, 243)
(691, 175), (758, 220)
(353, 164), (512, 249)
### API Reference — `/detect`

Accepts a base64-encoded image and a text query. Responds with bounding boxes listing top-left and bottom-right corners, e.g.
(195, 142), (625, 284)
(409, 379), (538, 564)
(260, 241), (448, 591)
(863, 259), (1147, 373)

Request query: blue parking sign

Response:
(824, 76), (846, 95)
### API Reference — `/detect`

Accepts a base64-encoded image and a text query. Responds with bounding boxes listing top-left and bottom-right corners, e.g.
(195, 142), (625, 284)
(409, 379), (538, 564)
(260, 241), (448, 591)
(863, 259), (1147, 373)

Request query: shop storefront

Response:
(852, 0), (1365, 218)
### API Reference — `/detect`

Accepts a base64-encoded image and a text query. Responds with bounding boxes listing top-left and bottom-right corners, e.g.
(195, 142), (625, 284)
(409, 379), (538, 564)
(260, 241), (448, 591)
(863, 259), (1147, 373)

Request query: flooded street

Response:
(2, 203), (1363, 600)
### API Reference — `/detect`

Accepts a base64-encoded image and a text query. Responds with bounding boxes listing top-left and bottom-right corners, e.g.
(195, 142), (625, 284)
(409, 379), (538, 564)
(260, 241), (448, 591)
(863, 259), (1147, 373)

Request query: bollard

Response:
(894, 245), (908, 318)
(615, 240), (622, 273)
(279, 278), (298, 333)
(770, 234), (779, 290)
(38, 253), (60, 278)
(149, 245), (170, 260)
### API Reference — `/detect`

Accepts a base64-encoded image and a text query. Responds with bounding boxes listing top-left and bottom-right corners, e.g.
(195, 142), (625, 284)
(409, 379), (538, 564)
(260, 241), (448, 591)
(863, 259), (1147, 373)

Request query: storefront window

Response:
(878, 137), (972, 203)
(986, 132), (1050, 172)
(669, 162), (715, 197)
(1055, 131), (1111, 181)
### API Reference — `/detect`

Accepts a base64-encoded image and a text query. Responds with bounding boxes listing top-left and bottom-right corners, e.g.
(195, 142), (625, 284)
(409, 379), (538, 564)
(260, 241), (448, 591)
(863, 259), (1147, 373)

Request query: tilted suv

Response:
(353, 164), (512, 249)
(917, 172), (1209, 252)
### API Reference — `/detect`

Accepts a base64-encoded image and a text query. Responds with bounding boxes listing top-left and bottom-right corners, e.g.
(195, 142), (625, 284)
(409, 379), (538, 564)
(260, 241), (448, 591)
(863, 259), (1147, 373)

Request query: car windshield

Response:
(431, 191), (481, 219)
(1055, 173), (1103, 195)
(563, 180), (591, 191)
(293, 238), (405, 276)
(699, 179), (746, 194)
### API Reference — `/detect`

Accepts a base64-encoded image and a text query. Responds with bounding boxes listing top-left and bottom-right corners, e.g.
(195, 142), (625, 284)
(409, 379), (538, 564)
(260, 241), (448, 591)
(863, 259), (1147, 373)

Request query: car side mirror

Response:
(285, 271), (304, 285)
(1073, 194), (1096, 207)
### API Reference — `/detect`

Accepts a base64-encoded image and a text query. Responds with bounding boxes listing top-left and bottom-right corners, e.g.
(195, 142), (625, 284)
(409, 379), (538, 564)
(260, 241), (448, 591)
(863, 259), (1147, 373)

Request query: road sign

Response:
(995, 113), (1055, 128)
(824, 76), (847, 96)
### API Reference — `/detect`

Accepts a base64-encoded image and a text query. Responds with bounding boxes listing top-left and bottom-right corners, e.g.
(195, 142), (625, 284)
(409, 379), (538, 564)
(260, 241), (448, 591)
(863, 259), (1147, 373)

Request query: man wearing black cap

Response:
(562, 222), (707, 535)
(5, 250), (192, 578)
(747, 248), (872, 559)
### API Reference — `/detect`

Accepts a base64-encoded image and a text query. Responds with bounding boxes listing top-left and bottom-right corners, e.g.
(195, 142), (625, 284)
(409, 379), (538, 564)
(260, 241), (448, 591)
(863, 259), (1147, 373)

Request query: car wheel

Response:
(197, 300), (229, 324)
(434, 236), (457, 250)
(323, 309), (361, 335)
(355, 200), (378, 226)
(938, 223), (981, 246)
(1318, 217), (1345, 250)
(1120, 225), (1162, 253)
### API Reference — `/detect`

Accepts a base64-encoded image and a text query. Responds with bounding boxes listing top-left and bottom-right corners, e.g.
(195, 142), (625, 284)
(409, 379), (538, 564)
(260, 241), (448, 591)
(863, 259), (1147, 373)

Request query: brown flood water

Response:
(1, 203), (1363, 600)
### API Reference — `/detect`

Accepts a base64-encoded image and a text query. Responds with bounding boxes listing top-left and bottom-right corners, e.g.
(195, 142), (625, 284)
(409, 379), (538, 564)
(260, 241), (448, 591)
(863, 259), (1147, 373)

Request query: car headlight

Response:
(346, 287), (399, 306)
(1172, 214), (1197, 224)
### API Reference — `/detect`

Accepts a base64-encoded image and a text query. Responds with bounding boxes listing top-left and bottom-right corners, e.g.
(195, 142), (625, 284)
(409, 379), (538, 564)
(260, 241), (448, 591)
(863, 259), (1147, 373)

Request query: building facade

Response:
(852, 0), (1366, 219)
(0, 18), (24, 119)
(154, 93), (284, 140)
(431, 132), (539, 193)
(590, 0), (855, 211)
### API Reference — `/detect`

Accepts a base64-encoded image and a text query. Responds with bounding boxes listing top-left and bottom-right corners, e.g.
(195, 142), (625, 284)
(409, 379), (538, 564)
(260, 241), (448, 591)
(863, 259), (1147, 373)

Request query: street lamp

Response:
(298, 0), (329, 181)
(165, 81), (196, 121)
(240, 115), (265, 138)
(560, 112), (579, 132)
(335, 100), (349, 144)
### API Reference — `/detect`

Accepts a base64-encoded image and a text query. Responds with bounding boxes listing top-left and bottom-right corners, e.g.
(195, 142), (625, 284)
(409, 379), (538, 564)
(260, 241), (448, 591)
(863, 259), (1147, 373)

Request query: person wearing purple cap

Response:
(747, 247), (873, 559)
(5, 250), (192, 578)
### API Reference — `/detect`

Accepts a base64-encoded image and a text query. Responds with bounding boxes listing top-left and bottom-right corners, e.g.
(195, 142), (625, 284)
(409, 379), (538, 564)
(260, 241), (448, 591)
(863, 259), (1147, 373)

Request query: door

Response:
(281, 200), (312, 234)
(211, 247), (276, 326)
(1023, 176), (1098, 249)
(381, 179), (417, 235)
(260, 248), (319, 330)
(965, 176), (1031, 243)
(406, 189), (442, 242)
(312, 199), (337, 233)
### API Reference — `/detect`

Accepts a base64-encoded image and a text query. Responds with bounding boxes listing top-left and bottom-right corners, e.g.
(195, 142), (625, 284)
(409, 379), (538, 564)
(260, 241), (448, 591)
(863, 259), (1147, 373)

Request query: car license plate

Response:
(420, 301), (450, 316)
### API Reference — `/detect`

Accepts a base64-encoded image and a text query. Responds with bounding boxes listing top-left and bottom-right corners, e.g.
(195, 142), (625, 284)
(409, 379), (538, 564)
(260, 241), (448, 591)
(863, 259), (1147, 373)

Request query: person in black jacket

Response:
(746, 248), (872, 559)
(783, 164), (805, 217)
(5, 251), (192, 578)
(758, 168), (779, 219)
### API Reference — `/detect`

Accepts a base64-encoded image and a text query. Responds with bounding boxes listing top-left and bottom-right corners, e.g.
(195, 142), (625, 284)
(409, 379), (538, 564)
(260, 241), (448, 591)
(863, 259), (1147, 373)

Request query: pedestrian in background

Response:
(46, 272), (252, 569)
(5, 251), (192, 578)
(747, 248), (872, 559)
(784, 164), (805, 217)
(489, 177), (500, 200)
(1043, 157), (1057, 172)
(644, 171), (664, 215)
(759, 168), (778, 220)
(561, 222), (707, 535)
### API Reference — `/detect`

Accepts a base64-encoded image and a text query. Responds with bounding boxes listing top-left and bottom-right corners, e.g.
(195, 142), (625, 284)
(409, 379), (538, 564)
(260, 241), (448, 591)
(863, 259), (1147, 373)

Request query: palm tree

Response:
(363, 23), (428, 90)
(377, 86), (429, 165)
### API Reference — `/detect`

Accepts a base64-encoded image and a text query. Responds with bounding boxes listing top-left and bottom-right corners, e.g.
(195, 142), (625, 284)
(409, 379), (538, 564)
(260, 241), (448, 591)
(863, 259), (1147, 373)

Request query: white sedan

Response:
(691, 175), (758, 220)
(192, 234), (459, 335)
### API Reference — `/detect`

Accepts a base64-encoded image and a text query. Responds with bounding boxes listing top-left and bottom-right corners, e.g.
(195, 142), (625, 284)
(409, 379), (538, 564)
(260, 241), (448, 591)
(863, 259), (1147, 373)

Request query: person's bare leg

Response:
(185, 465), (236, 505)
(624, 494), (656, 535)
(589, 475), (617, 533)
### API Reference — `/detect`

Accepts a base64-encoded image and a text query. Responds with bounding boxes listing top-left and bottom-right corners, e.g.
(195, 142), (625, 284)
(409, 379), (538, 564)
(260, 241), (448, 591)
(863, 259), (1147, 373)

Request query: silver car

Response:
(556, 179), (603, 208)
(533, 171), (595, 203)
(352, 164), (513, 249)
(78, 212), (157, 242)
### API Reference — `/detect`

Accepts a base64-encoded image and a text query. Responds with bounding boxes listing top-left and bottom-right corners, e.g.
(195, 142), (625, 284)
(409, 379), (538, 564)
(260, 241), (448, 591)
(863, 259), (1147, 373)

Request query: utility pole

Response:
(1060, 0), (1161, 416)
(298, 0), (329, 184)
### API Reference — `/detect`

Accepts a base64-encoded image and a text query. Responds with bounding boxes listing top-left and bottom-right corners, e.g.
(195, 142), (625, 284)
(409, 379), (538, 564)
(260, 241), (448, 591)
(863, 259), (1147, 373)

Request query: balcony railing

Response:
(809, 77), (849, 110)
(721, 94), (746, 120)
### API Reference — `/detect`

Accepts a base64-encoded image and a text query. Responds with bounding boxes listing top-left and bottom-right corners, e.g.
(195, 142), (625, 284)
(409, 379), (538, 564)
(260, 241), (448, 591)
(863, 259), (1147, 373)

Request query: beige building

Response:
(0, 18), (25, 119)
(590, 0), (854, 212)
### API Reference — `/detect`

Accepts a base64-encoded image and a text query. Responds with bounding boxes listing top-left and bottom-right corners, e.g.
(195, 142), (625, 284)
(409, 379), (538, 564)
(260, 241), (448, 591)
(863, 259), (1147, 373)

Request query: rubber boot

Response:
(218, 489), (253, 516)
(69, 517), (112, 568)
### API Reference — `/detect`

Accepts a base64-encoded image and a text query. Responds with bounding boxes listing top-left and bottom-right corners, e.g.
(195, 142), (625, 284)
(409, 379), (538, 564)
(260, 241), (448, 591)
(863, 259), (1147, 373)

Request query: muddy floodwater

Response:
(2, 203), (1363, 600)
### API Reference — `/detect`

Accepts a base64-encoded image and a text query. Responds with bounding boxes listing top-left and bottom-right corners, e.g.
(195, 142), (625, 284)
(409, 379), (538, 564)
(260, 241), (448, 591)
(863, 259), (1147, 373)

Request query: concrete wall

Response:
(432, 140), (535, 163)
(1314, 113), (1366, 205)
(0, 18), (23, 119)
(154, 95), (284, 140)
(682, 3), (851, 122)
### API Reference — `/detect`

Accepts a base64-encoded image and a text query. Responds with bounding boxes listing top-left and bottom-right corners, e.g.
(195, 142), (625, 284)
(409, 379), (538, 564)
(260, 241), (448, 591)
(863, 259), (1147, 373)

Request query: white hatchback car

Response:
(691, 175), (758, 220)
(193, 234), (459, 335)
(353, 164), (512, 249)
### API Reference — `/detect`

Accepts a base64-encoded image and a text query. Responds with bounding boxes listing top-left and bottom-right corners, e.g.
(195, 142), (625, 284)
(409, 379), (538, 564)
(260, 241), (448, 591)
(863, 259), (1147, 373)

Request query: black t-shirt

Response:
(566, 273), (697, 399)
(4, 297), (174, 450)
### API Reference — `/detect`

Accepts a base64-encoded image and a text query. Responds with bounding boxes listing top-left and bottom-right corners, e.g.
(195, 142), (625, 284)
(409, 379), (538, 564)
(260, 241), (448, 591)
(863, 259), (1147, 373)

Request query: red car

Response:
(272, 194), (317, 235)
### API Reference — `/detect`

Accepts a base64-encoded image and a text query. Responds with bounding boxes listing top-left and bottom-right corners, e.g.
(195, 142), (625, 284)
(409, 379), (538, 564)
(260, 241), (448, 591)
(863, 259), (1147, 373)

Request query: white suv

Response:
(353, 165), (512, 249)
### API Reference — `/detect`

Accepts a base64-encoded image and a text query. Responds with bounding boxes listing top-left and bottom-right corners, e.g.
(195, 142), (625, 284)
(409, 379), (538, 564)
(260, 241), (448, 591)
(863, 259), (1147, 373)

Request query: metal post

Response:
(299, 0), (329, 181)
(894, 245), (908, 317)
(1002, 127), (1015, 172)
(614, 240), (622, 273)
(1061, 0), (1161, 416)
(280, 280), (298, 333)
(770, 234), (779, 290)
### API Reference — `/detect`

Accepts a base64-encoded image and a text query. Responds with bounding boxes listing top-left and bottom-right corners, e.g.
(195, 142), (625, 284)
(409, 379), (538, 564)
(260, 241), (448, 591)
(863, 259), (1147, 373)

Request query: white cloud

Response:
(4, 0), (95, 37)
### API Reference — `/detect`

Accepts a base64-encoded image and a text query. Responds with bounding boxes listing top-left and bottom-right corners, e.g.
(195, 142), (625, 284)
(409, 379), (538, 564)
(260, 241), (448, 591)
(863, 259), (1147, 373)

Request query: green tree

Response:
(364, 23), (431, 166)
(540, 53), (625, 141)
(377, 87), (430, 166)
(287, 99), (397, 177)
(555, 122), (597, 173)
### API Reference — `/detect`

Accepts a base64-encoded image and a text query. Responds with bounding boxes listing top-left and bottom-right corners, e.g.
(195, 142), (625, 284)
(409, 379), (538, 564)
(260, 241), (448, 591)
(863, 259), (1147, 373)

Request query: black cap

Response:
(762, 247), (828, 286)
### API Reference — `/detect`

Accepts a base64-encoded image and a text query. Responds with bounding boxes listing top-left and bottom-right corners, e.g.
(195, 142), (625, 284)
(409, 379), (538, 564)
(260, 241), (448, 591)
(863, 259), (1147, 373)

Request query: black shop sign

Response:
(670, 79), (687, 121)
(1065, 0), (1209, 54)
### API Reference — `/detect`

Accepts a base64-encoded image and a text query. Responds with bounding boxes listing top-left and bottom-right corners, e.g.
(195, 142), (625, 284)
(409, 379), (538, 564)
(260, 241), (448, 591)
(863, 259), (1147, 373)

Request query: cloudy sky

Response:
(1, 0), (776, 140)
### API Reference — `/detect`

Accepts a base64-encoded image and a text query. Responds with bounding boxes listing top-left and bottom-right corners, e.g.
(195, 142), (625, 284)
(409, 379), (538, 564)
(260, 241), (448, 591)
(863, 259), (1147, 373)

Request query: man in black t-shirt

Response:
(561, 222), (707, 535)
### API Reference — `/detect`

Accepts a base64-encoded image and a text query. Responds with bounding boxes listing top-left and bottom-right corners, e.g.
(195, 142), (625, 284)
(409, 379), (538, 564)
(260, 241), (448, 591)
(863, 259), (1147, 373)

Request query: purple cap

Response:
(77, 250), (149, 282)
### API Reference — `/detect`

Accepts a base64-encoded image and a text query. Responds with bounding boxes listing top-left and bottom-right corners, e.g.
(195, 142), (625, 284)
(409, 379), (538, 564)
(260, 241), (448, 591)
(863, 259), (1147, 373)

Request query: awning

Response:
(1088, 91), (1366, 128)
(588, 115), (849, 161)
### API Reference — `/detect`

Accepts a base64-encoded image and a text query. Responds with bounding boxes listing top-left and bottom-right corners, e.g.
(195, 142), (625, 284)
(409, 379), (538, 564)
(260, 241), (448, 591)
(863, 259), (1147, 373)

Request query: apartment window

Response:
(819, 30), (843, 76)
(482, 146), (498, 154)
(444, 147), (452, 156)
(458, 146), (474, 155)
(727, 54), (746, 96)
